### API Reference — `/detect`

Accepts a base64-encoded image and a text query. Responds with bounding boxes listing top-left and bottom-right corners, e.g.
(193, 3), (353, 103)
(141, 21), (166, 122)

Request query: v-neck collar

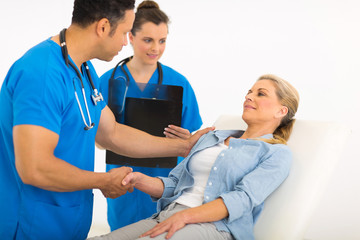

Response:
(123, 64), (160, 95)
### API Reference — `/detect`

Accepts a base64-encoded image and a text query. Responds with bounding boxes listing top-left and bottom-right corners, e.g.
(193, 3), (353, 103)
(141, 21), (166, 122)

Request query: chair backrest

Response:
(213, 115), (351, 240)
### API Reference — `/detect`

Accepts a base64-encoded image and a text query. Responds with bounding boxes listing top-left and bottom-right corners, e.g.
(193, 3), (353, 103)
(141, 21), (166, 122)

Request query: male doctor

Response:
(0, 0), (210, 239)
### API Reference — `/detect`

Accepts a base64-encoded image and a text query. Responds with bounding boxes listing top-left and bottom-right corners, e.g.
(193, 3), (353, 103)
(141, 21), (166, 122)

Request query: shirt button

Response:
(229, 146), (233, 149)
(209, 182), (213, 186)
(213, 167), (217, 171)
(205, 196), (209, 200)
(221, 153), (224, 157)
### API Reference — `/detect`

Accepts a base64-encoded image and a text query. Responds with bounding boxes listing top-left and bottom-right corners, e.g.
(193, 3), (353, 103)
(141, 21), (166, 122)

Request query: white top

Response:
(175, 142), (228, 208)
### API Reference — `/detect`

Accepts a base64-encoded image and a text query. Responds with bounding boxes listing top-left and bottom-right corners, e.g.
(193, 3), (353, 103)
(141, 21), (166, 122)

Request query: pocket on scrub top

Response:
(17, 199), (88, 240)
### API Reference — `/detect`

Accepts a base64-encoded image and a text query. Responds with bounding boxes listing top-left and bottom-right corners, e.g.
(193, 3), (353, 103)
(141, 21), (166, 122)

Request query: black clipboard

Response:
(106, 85), (183, 168)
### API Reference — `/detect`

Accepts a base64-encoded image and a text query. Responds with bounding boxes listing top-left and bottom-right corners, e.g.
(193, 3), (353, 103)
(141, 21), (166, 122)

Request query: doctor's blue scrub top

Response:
(100, 63), (203, 230)
(0, 38), (105, 239)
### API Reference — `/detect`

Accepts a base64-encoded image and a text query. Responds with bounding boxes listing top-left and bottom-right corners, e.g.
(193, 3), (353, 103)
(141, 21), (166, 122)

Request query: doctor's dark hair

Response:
(131, 0), (170, 35)
(257, 74), (300, 145)
(71, 0), (135, 36)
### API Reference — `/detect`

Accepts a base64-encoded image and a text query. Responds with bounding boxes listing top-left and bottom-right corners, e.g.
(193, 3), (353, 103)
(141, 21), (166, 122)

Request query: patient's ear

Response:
(276, 106), (288, 119)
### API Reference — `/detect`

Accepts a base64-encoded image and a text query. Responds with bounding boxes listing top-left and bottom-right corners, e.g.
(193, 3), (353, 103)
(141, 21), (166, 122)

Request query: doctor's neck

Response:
(53, 25), (95, 70)
(64, 25), (96, 70)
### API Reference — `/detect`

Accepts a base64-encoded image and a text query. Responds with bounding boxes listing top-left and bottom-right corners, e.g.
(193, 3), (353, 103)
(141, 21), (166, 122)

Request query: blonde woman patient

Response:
(90, 74), (300, 240)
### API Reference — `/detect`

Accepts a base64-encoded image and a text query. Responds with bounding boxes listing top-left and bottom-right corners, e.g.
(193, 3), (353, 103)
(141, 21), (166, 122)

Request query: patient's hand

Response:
(122, 171), (140, 188)
(122, 172), (165, 198)
(164, 125), (191, 140)
(140, 209), (190, 239)
(100, 167), (134, 199)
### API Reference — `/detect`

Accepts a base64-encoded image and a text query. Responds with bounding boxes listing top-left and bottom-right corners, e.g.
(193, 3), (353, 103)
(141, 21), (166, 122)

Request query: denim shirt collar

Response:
(213, 130), (274, 141)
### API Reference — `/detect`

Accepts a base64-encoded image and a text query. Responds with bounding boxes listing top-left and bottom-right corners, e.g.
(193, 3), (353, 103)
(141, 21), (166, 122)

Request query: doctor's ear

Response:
(96, 18), (111, 36)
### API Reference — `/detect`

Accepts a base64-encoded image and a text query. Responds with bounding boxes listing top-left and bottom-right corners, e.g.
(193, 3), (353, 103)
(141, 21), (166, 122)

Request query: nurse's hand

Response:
(100, 167), (134, 199)
(164, 125), (191, 140)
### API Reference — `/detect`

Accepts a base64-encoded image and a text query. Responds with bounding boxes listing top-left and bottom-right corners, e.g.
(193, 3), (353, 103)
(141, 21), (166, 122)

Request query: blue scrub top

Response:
(99, 62), (203, 230)
(0, 39), (105, 239)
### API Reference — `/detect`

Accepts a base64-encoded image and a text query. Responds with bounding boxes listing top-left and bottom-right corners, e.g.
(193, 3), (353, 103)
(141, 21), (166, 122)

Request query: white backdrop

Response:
(1, 0), (360, 239)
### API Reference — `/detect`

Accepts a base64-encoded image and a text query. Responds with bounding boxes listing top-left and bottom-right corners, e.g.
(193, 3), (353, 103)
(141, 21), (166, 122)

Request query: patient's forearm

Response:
(123, 172), (164, 198)
(183, 198), (229, 224)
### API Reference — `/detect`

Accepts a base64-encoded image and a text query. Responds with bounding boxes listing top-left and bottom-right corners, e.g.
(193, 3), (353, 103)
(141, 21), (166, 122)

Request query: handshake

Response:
(99, 166), (139, 199)
(98, 126), (216, 199)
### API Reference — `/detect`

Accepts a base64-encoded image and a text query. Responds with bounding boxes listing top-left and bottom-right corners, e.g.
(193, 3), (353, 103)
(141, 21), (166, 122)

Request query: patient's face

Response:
(242, 79), (285, 125)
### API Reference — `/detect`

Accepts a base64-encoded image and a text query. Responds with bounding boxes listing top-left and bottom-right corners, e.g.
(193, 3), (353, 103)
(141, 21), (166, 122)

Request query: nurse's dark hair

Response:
(257, 74), (300, 145)
(131, 0), (170, 35)
(71, 0), (135, 36)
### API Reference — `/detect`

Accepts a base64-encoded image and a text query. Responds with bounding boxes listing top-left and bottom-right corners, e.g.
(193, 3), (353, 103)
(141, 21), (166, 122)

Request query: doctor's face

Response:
(242, 79), (287, 126)
(100, 10), (135, 61)
(129, 22), (168, 65)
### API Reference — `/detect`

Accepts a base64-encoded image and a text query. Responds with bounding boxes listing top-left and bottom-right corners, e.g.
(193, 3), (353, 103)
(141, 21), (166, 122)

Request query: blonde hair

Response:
(257, 74), (300, 145)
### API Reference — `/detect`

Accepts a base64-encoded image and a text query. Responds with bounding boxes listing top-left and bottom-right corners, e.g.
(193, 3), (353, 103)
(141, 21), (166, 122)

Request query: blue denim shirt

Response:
(155, 130), (292, 240)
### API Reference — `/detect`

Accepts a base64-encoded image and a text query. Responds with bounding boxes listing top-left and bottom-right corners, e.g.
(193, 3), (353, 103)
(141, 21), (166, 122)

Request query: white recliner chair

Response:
(213, 115), (351, 240)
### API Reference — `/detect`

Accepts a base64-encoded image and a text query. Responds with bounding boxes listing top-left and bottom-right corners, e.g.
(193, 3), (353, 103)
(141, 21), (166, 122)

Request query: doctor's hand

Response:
(164, 125), (191, 140)
(181, 126), (215, 157)
(100, 167), (134, 199)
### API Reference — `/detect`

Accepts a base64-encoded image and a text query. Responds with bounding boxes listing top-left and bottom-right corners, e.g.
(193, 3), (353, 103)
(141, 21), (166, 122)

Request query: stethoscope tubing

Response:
(60, 28), (103, 130)
(109, 57), (163, 117)
(73, 82), (94, 130)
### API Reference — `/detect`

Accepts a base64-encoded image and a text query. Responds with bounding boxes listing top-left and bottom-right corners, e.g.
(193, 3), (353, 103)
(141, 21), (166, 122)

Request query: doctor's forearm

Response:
(96, 107), (189, 158)
(96, 106), (213, 158)
(13, 125), (112, 192)
(105, 123), (189, 158)
(16, 154), (110, 192)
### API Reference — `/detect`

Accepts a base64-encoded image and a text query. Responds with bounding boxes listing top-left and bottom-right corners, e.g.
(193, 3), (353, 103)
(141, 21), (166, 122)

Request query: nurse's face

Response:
(99, 10), (135, 61)
(242, 79), (288, 126)
(129, 22), (168, 65)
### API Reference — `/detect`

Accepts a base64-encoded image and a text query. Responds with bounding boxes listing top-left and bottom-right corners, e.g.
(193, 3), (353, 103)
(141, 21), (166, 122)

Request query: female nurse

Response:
(99, 0), (203, 230)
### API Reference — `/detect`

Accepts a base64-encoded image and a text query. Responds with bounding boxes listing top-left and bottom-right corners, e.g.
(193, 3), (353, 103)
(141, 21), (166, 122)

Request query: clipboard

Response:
(106, 84), (183, 168)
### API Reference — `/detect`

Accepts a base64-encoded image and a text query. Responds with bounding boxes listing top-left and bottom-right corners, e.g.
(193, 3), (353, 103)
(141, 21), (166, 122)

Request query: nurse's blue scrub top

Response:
(0, 39), (105, 239)
(100, 63), (203, 230)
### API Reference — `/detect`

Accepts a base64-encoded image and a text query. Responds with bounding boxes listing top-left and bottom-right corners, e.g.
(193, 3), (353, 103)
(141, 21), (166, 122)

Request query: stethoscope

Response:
(108, 56), (163, 116)
(60, 28), (103, 130)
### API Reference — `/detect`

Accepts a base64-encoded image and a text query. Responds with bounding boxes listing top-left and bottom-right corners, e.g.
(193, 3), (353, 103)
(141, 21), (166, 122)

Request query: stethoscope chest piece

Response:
(91, 89), (103, 105)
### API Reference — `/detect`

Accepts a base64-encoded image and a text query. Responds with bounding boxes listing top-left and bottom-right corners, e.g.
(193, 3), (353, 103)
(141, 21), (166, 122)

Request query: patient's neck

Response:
(241, 124), (276, 139)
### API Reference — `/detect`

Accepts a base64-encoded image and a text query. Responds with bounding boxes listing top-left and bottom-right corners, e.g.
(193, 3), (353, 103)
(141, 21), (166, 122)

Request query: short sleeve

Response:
(12, 61), (68, 135)
(181, 81), (203, 132)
